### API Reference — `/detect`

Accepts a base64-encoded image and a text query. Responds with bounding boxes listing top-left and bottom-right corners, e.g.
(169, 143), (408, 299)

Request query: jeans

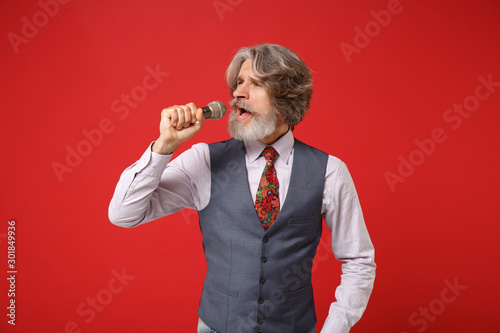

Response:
(197, 318), (220, 333)
(197, 318), (316, 333)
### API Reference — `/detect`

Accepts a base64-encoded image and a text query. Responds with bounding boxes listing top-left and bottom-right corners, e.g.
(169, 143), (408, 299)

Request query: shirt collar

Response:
(244, 129), (294, 165)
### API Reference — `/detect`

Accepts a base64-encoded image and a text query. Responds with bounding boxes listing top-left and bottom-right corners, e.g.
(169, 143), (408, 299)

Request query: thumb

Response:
(194, 107), (205, 126)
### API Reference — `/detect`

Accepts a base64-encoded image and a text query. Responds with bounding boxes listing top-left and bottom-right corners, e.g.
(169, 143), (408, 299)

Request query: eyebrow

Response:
(237, 75), (262, 84)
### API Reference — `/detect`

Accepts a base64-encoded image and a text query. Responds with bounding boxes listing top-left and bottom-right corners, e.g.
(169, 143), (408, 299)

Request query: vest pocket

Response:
(210, 279), (239, 298)
(282, 283), (313, 302)
(288, 215), (316, 226)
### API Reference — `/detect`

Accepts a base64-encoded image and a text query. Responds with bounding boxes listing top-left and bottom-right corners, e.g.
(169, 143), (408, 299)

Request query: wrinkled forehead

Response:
(239, 58), (253, 71)
(237, 59), (256, 78)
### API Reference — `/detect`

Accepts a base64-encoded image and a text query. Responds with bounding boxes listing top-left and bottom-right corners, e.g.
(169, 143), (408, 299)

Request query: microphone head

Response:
(207, 101), (227, 120)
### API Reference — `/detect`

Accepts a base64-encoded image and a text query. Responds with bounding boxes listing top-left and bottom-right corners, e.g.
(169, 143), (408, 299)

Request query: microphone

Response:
(202, 101), (227, 120)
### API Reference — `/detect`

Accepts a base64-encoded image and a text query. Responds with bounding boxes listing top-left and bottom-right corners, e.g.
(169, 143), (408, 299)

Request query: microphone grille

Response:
(208, 101), (227, 120)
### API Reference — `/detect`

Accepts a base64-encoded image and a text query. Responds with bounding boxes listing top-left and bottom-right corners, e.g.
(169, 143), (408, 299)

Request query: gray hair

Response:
(226, 44), (313, 127)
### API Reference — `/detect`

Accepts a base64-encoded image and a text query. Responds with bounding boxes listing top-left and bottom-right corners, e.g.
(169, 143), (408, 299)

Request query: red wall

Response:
(1, 0), (499, 332)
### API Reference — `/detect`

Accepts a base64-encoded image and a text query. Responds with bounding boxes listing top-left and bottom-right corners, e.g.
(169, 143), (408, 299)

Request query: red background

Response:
(1, 0), (499, 332)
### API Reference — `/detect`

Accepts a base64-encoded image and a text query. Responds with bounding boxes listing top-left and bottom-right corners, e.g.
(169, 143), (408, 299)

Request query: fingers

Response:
(163, 103), (198, 130)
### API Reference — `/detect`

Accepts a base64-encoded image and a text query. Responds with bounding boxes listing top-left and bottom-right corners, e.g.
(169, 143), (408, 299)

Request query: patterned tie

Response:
(255, 146), (280, 230)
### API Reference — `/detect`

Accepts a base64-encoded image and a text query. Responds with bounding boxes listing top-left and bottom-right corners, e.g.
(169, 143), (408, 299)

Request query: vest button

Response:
(256, 330), (263, 333)
(261, 256), (267, 263)
(258, 297), (264, 304)
(257, 319), (264, 325)
(263, 236), (269, 243)
(260, 278), (266, 284)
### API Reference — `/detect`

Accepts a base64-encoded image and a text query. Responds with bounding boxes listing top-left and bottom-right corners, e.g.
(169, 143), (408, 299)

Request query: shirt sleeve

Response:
(320, 156), (376, 333)
(108, 142), (211, 228)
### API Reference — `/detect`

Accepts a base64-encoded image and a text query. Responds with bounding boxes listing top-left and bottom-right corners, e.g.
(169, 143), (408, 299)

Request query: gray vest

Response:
(198, 138), (328, 333)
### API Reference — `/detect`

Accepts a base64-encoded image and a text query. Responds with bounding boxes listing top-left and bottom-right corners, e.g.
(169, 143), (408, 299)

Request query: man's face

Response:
(228, 59), (279, 141)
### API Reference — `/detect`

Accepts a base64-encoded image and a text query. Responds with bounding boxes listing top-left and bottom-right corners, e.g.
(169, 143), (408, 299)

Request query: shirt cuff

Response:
(133, 142), (172, 178)
(320, 312), (351, 333)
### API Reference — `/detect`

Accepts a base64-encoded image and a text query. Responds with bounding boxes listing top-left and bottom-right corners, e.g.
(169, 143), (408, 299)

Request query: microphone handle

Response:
(202, 106), (213, 119)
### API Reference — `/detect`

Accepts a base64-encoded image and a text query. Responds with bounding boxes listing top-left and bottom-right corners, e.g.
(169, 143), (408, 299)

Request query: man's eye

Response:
(237, 81), (243, 85)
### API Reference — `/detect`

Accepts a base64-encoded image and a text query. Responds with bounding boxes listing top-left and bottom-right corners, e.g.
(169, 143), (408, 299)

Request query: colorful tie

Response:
(255, 146), (279, 230)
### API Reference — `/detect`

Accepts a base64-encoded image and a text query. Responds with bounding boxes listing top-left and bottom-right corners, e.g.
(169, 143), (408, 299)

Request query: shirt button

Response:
(263, 236), (269, 243)
(258, 298), (264, 304)
(261, 257), (267, 263)
(256, 330), (263, 333)
(260, 278), (266, 284)
(257, 319), (264, 325)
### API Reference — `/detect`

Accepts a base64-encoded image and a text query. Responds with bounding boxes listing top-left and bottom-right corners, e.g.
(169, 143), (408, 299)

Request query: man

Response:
(109, 43), (375, 333)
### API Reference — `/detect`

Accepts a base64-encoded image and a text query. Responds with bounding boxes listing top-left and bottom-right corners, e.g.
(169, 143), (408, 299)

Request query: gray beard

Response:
(228, 106), (278, 141)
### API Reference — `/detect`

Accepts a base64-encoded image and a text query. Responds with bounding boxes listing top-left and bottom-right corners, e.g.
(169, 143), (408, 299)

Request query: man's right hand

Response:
(152, 102), (205, 155)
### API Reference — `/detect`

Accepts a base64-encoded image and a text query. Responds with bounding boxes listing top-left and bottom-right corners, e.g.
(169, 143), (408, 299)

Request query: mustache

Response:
(230, 98), (256, 113)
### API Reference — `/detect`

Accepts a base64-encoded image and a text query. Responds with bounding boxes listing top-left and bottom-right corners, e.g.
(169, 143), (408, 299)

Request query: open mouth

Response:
(236, 105), (252, 121)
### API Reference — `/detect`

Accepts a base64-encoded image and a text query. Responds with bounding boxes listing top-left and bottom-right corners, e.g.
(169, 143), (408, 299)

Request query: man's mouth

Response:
(236, 105), (252, 121)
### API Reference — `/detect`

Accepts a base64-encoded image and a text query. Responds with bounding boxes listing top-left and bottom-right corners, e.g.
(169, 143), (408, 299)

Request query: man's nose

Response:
(233, 83), (249, 99)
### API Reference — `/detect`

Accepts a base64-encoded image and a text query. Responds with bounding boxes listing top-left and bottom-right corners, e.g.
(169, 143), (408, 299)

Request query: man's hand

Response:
(152, 103), (205, 155)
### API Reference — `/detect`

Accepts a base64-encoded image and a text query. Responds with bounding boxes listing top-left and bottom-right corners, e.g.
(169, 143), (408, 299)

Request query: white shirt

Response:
(109, 130), (376, 333)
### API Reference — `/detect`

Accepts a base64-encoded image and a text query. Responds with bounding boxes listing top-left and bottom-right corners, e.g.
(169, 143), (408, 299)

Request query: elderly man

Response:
(109, 43), (375, 333)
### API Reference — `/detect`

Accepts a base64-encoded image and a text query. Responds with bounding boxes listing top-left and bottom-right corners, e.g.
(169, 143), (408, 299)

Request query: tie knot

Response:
(262, 146), (278, 162)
